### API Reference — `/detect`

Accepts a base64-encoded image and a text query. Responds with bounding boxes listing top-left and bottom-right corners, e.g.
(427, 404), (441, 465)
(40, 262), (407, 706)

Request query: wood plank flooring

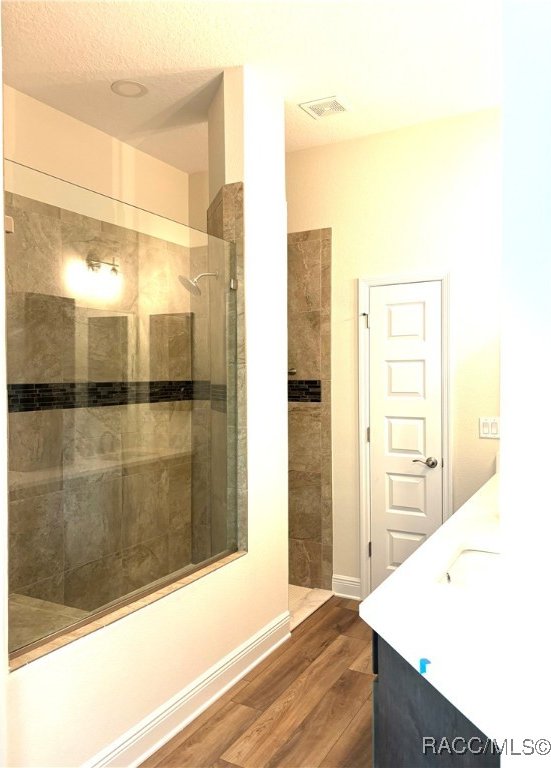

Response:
(141, 597), (374, 768)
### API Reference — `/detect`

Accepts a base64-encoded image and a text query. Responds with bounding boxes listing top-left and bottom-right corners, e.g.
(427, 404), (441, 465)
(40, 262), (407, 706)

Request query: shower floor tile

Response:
(288, 584), (333, 630)
(8, 594), (88, 653)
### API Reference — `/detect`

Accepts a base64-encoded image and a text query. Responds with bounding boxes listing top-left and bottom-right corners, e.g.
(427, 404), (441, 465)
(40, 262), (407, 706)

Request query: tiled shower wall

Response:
(288, 229), (332, 590)
(5, 192), (197, 613)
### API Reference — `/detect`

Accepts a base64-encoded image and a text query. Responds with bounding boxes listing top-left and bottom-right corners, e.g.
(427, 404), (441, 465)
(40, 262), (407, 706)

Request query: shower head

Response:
(178, 275), (202, 296)
(178, 272), (218, 296)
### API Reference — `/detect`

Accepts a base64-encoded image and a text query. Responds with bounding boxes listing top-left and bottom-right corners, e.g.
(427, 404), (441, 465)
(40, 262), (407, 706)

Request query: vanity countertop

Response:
(359, 474), (503, 741)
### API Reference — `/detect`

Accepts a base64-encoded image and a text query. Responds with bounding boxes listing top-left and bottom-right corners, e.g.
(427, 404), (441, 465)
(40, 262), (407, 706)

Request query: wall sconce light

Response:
(64, 237), (123, 302)
(86, 251), (120, 276)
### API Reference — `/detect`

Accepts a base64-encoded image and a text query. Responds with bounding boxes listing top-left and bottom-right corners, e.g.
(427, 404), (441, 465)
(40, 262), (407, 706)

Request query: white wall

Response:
(1, 67), (289, 767)
(242, 63), (288, 598)
(207, 77), (225, 204)
(3, 86), (190, 225)
(286, 109), (501, 581)
(207, 68), (245, 205)
(4, 159), (204, 249)
(189, 171), (209, 231)
(223, 68), (245, 190)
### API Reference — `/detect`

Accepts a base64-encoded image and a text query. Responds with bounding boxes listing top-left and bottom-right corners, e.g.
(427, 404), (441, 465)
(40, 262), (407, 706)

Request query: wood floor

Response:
(141, 597), (374, 768)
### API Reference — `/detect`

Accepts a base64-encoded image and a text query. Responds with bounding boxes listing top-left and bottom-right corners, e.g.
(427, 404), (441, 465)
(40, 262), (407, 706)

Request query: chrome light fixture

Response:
(86, 251), (120, 275)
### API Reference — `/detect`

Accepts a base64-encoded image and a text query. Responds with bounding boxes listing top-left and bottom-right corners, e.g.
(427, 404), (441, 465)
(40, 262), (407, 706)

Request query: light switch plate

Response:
(479, 417), (500, 439)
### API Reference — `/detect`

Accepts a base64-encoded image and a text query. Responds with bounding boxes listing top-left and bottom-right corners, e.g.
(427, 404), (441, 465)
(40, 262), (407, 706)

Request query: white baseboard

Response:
(332, 574), (361, 600)
(84, 611), (291, 768)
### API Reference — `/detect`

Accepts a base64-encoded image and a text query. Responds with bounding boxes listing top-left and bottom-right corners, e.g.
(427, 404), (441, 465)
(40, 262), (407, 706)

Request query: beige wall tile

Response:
(287, 229), (322, 244)
(192, 525), (212, 564)
(16, 572), (64, 605)
(289, 538), (322, 588)
(168, 456), (192, 531)
(321, 261), (331, 316)
(6, 293), (76, 384)
(6, 295), (26, 384)
(321, 448), (332, 502)
(121, 535), (170, 594)
(9, 410), (64, 473)
(121, 463), (169, 548)
(168, 525), (192, 572)
(289, 500), (322, 542)
(288, 239), (321, 314)
(149, 313), (192, 380)
(121, 406), (169, 455)
(210, 409), (228, 555)
(288, 311), (321, 379)
(321, 316), (331, 379)
(63, 474), (123, 570)
(288, 404), (321, 473)
(5, 205), (63, 297)
(208, 238), (230, 385)
(88, 316), (129, 381)
(64, 553), (124, 611)
(9, 491), (64, 590)
(321, 499), (333, 547)
(206, 189), (224, 239)
(192, 400), (210, 462)
(167, 401), (192, 453)
(321, 544), (333, 591)
(12, 193), (60, 221)
(64, 406), (122, 467)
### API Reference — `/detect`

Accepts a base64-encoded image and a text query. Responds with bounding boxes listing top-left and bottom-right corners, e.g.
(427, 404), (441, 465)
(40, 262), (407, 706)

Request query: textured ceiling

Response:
(1, 0), (501, 174)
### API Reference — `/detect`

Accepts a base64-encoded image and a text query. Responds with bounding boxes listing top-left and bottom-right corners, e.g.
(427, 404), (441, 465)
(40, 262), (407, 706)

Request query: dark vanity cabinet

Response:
(372, 633), (500, 767)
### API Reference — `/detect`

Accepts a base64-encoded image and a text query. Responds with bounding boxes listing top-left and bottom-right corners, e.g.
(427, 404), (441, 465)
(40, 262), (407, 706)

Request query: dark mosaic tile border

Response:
(211, 384), (228, 413)
(288, 380), (322, 403)
(7, 379), (318, 410)
(192, 380), (211, 401)
(211, 384), (227, 402)
(7, 381), (227, 412)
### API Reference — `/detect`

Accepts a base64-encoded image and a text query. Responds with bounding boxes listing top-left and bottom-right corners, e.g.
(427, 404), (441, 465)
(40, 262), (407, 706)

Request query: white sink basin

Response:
(440, 548), (500, 590)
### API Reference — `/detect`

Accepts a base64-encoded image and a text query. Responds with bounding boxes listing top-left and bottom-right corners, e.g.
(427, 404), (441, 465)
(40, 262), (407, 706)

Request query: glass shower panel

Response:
(5, 168), (238, 655)
(189, 234), (238, 563)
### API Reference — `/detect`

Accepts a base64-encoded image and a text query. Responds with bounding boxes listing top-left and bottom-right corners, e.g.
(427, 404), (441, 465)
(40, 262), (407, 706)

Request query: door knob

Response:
(412, 457), (438, 468)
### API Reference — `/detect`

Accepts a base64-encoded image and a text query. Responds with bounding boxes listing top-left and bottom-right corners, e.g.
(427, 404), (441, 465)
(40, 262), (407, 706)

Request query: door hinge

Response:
(361, 312), (369, 328)
(4, 215), (14, 234)
(366, 427), (370, 442)
(368, 541), (372, 558)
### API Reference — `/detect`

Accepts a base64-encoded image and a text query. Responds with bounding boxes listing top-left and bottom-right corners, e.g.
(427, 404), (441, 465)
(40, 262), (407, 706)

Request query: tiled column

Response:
(288, 229), (332, 589)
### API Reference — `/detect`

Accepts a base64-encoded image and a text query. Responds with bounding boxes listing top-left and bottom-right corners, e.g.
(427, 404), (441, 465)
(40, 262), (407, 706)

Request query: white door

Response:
(368, 281), (443, 589)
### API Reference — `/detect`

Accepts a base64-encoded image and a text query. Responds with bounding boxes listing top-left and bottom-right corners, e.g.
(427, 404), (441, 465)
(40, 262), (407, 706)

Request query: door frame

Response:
(358, 272), (451, 599)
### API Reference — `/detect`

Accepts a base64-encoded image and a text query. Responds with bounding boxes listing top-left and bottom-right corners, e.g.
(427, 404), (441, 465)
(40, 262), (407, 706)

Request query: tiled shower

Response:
(5, 179), (239, 653)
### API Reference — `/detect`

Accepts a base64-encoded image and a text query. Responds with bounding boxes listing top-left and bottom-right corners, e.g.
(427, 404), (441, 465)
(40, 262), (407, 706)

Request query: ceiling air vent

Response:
(299, 96), (348, 120)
